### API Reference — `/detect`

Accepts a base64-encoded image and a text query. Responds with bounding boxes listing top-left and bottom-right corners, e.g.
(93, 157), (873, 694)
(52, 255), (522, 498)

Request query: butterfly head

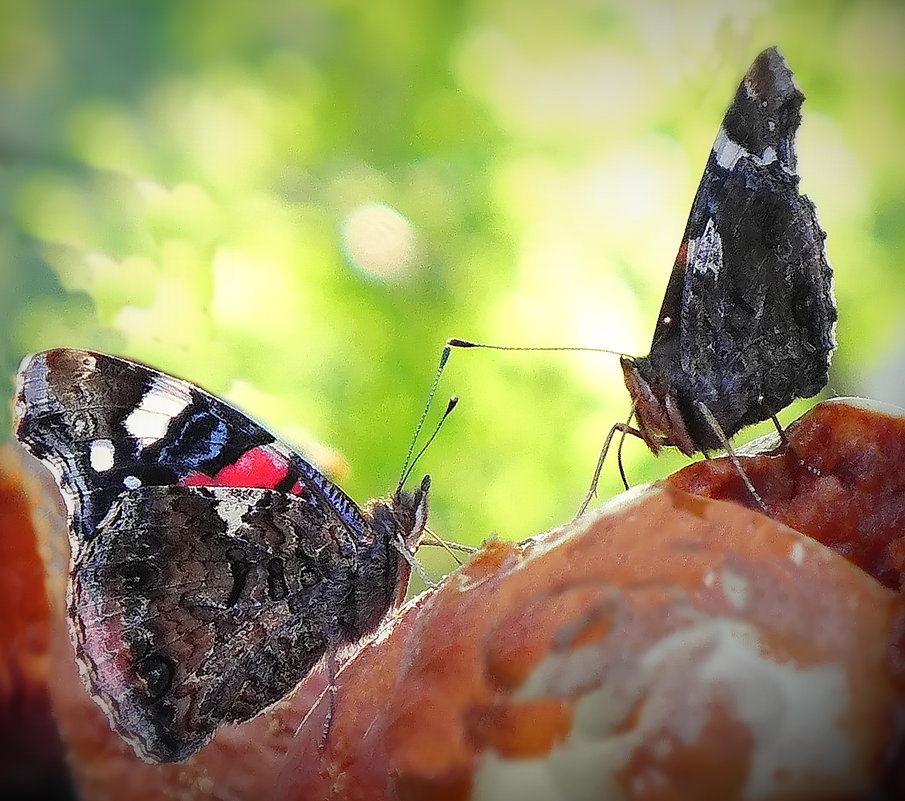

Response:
(620, 356), (697, 457)
(359, 474), (430, 615)
(386, 473), (431, 553)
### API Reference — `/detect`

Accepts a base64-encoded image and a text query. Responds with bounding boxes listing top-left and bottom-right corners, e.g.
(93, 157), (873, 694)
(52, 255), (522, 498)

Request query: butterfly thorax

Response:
(346, 475), (430, 639)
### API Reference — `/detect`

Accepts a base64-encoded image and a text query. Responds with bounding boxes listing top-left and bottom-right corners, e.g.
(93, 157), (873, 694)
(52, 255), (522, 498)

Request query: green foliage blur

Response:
(3, 1), (905, 564)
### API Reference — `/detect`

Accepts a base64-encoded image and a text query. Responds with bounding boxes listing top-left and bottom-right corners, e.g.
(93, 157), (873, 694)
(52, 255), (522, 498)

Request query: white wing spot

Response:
(713, 126), (781, 170)
(124, 378), (192, 446)
(713, 126), (749, 170)
(215, 500), (247, 533)
(123, 475), (142, 490)
(89, 439), (116, 472)
(687, 218), (723, 277)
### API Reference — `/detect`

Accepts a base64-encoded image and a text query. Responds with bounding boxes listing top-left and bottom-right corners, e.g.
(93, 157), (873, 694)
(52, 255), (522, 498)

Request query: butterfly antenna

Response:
(398, 346), (452, 490)
(399, 396), (458, 490)
(447, 338), (632, 358)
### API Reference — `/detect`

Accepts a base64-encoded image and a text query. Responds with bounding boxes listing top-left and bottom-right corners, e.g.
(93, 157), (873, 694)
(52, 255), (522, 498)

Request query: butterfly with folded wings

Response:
(619, 47), (836, 462)
(15, 348), (430, 762)
(450, 47), (837, 512)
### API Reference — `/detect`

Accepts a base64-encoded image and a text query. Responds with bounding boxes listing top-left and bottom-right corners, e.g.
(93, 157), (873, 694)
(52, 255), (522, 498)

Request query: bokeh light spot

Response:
(341, 203), (417, 280)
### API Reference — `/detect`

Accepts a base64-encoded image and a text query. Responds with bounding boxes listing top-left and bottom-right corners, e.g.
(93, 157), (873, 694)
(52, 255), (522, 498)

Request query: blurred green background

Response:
(2, 1), (905, 573)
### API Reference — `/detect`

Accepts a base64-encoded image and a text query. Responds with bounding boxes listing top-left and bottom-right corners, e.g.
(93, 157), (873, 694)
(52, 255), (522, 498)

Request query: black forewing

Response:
(650, 48), (836, 438)
(14, 349), (367, 547)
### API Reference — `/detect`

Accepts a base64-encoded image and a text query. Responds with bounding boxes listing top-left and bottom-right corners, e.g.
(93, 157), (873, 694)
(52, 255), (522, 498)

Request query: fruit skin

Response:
(282, 489), (905, 801)
(0, 447), (71, 799)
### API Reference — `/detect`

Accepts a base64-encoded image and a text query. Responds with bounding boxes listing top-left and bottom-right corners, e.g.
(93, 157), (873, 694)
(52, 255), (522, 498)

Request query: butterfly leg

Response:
(576, 413), (645, 519)
(768, 411), (823, 477)
(615, 409), (637, 491)
(392, 533), (436, 588)
(319, 639), (341, 750)
(695, 401), (771, 515)
(421, 528), (478, 567)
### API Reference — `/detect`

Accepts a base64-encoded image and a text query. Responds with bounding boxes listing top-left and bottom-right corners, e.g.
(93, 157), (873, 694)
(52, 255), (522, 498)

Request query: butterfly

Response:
(14, 348), (430, 763)
(618, 47), (836, 464)
(449, 47), (837, 512)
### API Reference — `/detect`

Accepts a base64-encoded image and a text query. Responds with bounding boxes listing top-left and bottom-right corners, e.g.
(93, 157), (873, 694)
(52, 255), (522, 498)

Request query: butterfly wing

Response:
(648, 48), (836, 447)
(15, 349), (368, 549)
(72, 484), (360, 762)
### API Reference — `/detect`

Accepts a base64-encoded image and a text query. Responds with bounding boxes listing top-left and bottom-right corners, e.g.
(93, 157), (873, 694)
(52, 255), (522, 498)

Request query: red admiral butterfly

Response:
(451, 47), (837, 512)
(14, 348), (430, 763)
(617, 48), (836, 461)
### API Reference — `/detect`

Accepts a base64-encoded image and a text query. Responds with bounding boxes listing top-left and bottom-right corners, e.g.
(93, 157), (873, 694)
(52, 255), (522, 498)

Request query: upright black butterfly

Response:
(14, 348), (430, 762)
(450, 47), (837, 510)
(618, 47), (835, 461)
